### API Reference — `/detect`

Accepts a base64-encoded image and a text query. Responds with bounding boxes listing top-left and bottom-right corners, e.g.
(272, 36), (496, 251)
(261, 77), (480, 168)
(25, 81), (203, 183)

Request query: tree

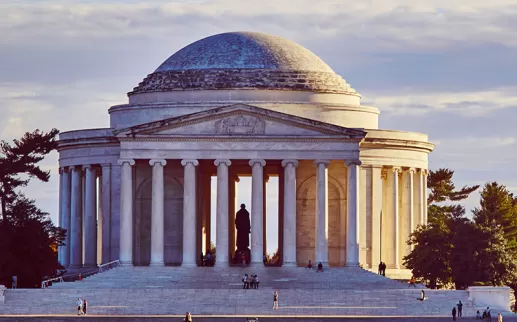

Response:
(0, 194), (65, 288)
(0, 129), (59, 220)
(404, 168), (479, 288)
(473, 182), (517, 249)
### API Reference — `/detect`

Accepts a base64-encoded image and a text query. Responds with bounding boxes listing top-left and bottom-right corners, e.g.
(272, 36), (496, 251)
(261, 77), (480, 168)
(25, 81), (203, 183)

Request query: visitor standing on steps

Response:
(408, 276), (416, 288)
(76, 298), (83, 315)
(457, 300), (463, 317)
(83, 299), (88, 315)
(184, 311), (192, 321)
(498, 312), (503, 322)
(273, 291), (279, 309)
(452, 306), (457, 321)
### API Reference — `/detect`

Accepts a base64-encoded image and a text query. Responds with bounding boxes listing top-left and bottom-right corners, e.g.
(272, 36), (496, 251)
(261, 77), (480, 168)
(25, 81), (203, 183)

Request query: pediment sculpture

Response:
(214, 115), (266, 135)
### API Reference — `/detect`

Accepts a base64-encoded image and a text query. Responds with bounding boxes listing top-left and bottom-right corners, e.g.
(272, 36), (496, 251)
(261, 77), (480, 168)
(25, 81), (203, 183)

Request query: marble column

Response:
(370, 166), (382, 269)
(263, 175), (269, 256)
(215, 159), (231, 267)
(282, 160), (298, 266)
(182, 159), (198, 267)
(359, 166), (367, 266)
(58, 169), (63, 264)
(413, 169), (425, 229)
(277, 169), (285, 266)
(401, 168), (415, 257)
(61, 168), (71, 267)
(118, 159), (135, 266)
(97, 171), (102, 265)
(386, 167), (401, 269)
(346, 160), (361, 266)
(423, 169), (428, 223)
(249, 159), (266, 265)
(69, 166), (83, 269)
(83, 165), (97, 268)
(100, 164), (111, 264)
(314, 160), (329, 266)
(149, 159), (166, 266)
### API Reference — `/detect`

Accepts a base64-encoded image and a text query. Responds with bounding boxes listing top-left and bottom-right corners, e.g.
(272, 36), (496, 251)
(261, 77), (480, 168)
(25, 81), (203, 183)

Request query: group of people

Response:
(377, 262), (387, 276)
(75, 298), (88, 315)
(451, 301), (463, 320)
(474, 307), (503, 322)
(199, 251), (214, 266)
(242, 273), (260, 289)
(306, 260), (324, 272)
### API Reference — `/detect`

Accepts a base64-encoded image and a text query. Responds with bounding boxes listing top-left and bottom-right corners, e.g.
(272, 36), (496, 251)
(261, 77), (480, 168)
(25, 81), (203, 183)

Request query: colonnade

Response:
(57, 159), (426, 270)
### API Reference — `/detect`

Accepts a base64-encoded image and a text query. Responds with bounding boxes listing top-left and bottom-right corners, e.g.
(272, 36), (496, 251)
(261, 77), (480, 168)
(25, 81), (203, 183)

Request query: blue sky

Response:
(1, 0), (516, 254)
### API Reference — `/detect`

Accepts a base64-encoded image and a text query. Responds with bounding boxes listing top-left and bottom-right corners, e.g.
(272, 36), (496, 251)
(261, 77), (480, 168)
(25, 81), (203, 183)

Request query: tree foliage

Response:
(0, 129), (59, 219)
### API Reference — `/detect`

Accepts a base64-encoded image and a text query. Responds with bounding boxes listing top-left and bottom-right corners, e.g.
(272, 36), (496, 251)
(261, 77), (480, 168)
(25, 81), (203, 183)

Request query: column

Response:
(346, 160), (361, 266)
(83, 165), (97, 268)
(118, 159), (135, 266)
(69, 166), (83, 269)
(370, 166), (382, 269)
(263, 175), (269, 257)
(386, 167), (401, 269)
(282, 160), (298, 266)
(228, 174), (238, 261)
(61, 167), (71, 268)
(277, 168), (285, 266)
(97, 171), (102, 265)
(423, 169), (428, 223)
(359, 166), (367, 267)
(413, 169), (425, 229)
(215, 159), (231, 267)
(181, 159), (198, 267)
(100, 164), (111, 264)
(204, 176), (212, 253)
(58, 169), (63, 264)
(149, 159), (166, 266)
(314, 160), (329, 266)
(249, 159), (266, 265)
(400, 168), (414, 261)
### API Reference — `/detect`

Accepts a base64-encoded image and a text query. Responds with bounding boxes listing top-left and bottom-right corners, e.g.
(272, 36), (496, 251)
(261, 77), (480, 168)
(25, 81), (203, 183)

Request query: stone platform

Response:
(0, 267), (513, 317)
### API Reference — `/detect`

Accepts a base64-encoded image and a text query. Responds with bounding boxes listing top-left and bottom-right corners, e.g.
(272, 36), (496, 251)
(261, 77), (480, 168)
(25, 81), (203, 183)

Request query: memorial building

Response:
(56, 32), (434, 274)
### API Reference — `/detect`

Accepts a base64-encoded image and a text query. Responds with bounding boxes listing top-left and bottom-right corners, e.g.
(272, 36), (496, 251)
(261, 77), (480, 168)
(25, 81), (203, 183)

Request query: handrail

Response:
(41, 259), (121, 288)
(98, 259), (121, 273)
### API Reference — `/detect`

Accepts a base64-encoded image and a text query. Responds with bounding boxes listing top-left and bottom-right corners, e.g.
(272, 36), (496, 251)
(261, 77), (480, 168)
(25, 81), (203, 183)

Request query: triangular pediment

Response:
(114, 104), (366, 139)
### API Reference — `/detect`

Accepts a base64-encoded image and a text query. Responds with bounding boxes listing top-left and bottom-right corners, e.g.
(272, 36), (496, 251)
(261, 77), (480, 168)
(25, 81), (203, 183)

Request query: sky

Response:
(1, 0), (516, 255)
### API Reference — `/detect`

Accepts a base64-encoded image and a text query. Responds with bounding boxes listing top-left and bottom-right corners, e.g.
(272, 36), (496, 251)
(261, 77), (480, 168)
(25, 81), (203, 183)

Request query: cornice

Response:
(118, 137), (362, 143)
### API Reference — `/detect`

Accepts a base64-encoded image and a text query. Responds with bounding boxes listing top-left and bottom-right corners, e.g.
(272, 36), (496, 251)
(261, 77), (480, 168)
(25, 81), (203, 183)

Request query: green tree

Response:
(404, 168), (479, 288)
(473, 182), (517, 248)
(0, 194), (65, 288)
(0, 129), (59, 220)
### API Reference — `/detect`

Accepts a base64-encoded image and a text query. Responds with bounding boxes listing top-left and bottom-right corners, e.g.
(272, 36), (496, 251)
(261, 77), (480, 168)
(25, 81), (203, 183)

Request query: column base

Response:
(119, 261), (134, 267)
(149, 262), (165, 267)
(346, 262), (361, 267)
(214, 262), (229, 268)
(181, 262), (197, 268)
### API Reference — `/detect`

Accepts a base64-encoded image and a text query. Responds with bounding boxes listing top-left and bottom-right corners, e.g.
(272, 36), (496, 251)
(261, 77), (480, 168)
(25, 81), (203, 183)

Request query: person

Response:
(378, 262), (382, 275)
(76, 298), (83, 315)
(306, 260), (313, 270)
(200, 252), (204, 266)
(184, 311), (192, 322)
(487, 307), (492, 322)
(381, 262), (386, 276)
(11, 276), (17, 289)
(417, 290), (427, 301)
(242, 274), (248, 289)
(452, 307), (457, 321)
(83, 299), (88, 315)
(408, 276), (416, 288)
(498, 312), (502, 322)
(317, 262), (323, 272)
(255, 275), (260, 289)
(457, 300), (463, 318)
(263, 254), (268, 266)
(476, 310), (481, 319)
(273, 291), (279, 309)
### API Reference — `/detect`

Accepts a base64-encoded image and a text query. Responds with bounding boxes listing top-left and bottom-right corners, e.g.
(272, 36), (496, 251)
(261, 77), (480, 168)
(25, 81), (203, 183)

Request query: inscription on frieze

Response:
(214, 115), (266, 135)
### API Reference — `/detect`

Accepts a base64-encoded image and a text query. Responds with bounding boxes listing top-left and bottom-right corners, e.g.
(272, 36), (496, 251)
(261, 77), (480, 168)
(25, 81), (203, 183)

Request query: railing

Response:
(41, 259), (121, 288)
(98, 260), (121, 273)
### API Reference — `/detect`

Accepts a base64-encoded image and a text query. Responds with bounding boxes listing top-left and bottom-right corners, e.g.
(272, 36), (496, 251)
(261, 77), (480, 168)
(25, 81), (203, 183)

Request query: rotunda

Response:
(57, 32), (433, 276)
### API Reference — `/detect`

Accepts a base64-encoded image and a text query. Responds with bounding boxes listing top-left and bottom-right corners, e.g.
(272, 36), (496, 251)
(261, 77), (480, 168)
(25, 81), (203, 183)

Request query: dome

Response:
(155, 32), (335, 73)
(129, 32), (357, 96)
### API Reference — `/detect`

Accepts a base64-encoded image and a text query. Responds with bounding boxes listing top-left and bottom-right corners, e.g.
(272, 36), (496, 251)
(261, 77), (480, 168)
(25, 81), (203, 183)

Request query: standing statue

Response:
(235, 204), (251, 251)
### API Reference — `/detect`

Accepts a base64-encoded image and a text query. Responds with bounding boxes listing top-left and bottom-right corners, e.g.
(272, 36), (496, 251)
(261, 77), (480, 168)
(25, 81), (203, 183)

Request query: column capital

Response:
(345, 160), (362, 167)
(408, 167), (416, 174)
(249, 159), (266, 167)
(82, 164), (96, 172)
(421, 168), (429, 176)
(314, 159), (330, 167)
(214, 159), (231, 167)
(281, 159), (299, 168)
(180, 159), (198, 167)
(59, 167), (69, 174)
(392, 166), (402, 173)
(67, 165), (78, 172)
(150, 159), (167, 167)
(117, 159), (135, 166)
(100, 163), (111, 168)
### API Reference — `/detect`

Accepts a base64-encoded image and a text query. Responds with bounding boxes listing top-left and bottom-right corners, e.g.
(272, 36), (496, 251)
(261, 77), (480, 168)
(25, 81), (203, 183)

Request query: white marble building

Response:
(57, 32), (433, 272)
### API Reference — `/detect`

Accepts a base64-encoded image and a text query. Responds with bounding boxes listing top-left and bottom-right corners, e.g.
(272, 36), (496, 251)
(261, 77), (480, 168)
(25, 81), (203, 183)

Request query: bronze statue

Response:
(235, 204), (250, 251)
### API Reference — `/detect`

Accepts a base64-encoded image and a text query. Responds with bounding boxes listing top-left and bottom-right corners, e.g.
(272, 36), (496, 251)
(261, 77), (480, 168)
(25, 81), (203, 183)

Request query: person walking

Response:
(76, 298), (83, 315)
(452, 307), (457, 321)
(408, 276), (416, 288)
(273, 291), (279, 309)
(83, 299), (88, 315)
(498, 312), (503, 322)
(457, 300), (463, 318)
(184, 311), (192, 322)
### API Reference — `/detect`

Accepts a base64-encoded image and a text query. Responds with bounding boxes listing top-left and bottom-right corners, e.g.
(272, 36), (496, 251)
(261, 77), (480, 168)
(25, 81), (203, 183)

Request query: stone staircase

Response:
(0, 266), (511, 317)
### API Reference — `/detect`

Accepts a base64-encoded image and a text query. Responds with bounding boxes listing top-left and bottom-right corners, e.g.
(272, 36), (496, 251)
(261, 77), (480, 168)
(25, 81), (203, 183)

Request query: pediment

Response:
(115, 104), (366, 139)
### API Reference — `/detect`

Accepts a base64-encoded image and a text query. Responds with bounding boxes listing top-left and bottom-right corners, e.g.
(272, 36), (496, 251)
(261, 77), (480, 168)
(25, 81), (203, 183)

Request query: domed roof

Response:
(155, 32), (335, 73)
(129, 32), (358, 96)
